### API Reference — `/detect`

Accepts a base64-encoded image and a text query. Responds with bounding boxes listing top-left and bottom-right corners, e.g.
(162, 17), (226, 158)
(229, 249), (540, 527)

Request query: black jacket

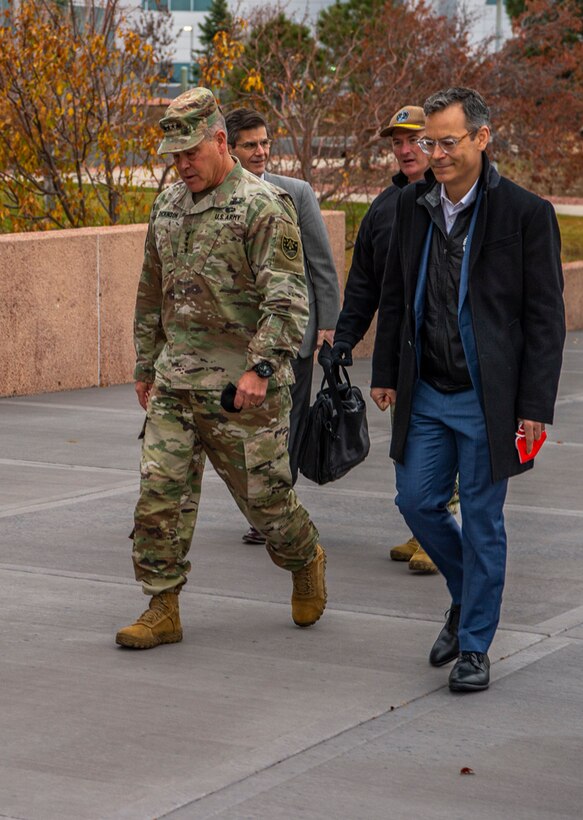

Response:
(334, 171), (408, 347)
(420, 199), (474, 391)
(372, 156), (566, 482)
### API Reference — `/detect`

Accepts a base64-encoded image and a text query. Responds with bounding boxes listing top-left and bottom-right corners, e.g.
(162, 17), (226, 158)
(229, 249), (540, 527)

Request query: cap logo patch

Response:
(396, 110), (409, 123)
(160, 119), (193, 135)
(282, 235), (299, 260)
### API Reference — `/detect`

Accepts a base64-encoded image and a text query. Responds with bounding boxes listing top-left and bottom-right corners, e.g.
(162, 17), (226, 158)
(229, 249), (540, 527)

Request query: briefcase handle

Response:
(317, 342), (353, 418)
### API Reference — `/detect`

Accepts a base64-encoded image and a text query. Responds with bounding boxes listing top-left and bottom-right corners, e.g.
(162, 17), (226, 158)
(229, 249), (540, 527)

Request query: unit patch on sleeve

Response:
(282, 235), (299, 260)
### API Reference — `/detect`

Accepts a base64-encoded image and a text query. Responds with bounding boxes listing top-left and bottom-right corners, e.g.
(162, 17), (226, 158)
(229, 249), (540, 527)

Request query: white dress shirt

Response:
(440, 179), (479, 235)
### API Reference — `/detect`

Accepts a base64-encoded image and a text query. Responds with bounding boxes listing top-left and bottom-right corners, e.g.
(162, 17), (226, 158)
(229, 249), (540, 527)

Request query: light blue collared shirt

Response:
(440, 179), (479, 234)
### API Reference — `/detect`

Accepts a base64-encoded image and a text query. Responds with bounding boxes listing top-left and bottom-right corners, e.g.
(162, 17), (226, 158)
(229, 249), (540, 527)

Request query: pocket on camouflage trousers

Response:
(243, 424), (291, 502)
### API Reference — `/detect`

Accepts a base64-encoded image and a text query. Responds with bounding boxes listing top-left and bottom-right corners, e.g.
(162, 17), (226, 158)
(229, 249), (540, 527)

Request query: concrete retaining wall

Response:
(1, 224), (581, 397)
(564, 261), (583, 335)
(0, 212), (346, 397)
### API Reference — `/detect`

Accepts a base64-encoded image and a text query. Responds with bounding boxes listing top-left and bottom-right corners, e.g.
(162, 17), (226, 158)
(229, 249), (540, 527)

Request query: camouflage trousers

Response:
(133, 380), (320, 594)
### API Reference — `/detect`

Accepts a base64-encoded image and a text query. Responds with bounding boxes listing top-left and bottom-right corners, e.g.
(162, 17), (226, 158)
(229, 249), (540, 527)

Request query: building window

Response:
(143, 0), (169, 10)
(143, 0), (212, 8)
(171, 62), (188, 83)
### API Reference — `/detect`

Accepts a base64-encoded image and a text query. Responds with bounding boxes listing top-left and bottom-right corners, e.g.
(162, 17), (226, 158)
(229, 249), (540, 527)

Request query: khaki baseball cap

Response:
(157, 87), (223, 155)
(379, 105), (425, 138)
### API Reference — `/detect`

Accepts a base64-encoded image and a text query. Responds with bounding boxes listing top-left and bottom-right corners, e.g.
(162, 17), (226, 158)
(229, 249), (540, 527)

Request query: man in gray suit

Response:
(225, 108), (341, 543)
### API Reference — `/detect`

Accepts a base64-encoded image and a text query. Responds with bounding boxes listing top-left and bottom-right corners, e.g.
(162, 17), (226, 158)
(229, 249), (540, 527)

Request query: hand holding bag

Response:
(298, 344), (370, 485)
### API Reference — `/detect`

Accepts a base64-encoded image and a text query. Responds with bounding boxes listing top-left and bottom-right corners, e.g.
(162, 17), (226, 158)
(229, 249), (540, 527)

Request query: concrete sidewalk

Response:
(553, 203), (583, 217)
(2, 335), (583, 820)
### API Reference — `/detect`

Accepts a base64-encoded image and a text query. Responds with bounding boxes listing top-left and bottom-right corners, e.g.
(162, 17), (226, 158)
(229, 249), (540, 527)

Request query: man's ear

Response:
(216, 130), (228, 153)
(477, 125), (490, 152)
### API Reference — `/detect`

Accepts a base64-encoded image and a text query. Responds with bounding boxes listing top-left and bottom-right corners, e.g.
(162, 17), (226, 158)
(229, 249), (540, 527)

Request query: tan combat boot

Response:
(115, 590), (182, 649)
(409, 545), (438, 574)
(390, 535), (420, 562)
(291, 544), (327, 627)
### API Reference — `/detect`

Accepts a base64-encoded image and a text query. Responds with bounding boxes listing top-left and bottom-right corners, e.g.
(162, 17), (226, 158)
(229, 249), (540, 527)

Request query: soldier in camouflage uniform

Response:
(116, 88), (327, 650)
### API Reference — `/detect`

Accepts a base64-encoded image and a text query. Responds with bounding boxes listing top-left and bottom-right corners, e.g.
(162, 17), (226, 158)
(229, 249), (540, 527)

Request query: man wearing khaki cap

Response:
(332, 104), (443, 574)
(116, 87), (327, 649)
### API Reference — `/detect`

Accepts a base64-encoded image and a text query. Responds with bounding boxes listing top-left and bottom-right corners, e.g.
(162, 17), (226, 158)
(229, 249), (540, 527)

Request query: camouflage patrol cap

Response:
(379, 105), (425, 137)
(157, 87), (223, 155)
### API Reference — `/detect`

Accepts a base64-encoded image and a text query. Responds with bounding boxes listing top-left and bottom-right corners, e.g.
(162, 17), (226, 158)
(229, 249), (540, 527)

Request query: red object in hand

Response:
(515, 423), (547, 464)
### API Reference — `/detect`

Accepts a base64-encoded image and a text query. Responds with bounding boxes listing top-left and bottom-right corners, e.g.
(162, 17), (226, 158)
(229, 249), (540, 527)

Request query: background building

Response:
(136, 0), (512, 93)
(136, 0), (212, 84)
(435, 0), (511, 46)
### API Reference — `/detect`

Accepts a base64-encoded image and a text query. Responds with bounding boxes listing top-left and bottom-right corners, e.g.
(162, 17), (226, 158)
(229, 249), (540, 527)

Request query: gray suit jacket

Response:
(264, 172), (340, 358)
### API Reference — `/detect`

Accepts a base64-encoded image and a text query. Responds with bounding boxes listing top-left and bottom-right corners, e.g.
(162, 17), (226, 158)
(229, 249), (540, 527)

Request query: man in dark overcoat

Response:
(371, 87), (565, 692)
(332, 104), (442, 573)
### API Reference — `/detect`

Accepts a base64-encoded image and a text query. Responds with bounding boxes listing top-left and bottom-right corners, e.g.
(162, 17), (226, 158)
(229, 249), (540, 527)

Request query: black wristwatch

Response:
(252, 360), (274, 379)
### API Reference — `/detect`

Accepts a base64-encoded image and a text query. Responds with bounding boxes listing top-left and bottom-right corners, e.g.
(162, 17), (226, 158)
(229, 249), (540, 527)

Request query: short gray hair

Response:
(424, 87), (491, 131)
(204, 114), (227, 141)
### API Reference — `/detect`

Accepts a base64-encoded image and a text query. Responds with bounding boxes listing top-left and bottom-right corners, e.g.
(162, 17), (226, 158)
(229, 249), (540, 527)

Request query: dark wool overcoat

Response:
(334, 171), (408, 348)
(371, 155), (566, 483)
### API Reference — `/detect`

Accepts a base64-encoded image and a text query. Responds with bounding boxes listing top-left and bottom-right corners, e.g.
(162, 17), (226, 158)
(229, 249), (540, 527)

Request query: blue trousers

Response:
(395, 380), (508, 653)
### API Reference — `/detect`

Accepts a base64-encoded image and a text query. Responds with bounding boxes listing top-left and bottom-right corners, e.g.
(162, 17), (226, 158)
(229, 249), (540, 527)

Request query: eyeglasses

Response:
(418, 130), (476, 156)
(236, 139), (272, 152)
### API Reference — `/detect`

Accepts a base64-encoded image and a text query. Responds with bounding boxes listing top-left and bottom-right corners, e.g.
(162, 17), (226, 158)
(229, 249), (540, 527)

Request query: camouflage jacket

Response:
(134, 160), (308, 389)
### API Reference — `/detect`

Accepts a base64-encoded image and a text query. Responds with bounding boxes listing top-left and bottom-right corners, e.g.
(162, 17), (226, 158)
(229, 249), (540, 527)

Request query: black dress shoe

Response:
(429, 604), (461, 667)
(449, 651), (490, 692)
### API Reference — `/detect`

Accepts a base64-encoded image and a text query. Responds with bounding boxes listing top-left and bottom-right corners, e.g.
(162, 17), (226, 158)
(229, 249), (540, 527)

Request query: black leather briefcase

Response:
(298, 345), (370, 485)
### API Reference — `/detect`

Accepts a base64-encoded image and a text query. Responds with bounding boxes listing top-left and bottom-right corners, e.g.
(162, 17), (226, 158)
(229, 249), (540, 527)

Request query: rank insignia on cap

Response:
(160, 119), (192, 135)
(396, 110), (409, 123)
(282, 235), (299, 259)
